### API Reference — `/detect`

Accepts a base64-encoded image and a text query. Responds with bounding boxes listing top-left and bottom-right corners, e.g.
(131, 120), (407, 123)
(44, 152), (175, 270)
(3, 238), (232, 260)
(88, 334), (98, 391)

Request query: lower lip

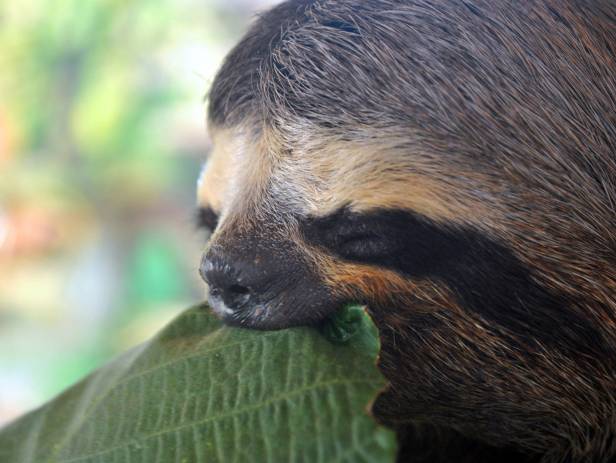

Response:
(207, 294), (235, 316)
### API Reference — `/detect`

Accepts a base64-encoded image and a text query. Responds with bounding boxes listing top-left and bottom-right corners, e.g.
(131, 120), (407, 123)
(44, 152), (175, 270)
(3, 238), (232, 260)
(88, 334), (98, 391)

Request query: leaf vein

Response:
(56, 378), (379, 463)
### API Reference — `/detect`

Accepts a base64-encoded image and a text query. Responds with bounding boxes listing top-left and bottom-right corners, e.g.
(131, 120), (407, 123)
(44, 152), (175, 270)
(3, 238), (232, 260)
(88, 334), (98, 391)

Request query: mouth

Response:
(206, 284), (351, 331)
(207, 288), (273, 328)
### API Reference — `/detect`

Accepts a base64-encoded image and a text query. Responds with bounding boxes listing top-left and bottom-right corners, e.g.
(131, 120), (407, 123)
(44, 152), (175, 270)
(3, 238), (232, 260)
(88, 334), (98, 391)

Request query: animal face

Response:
(197, 125), (494, 329)
(197, 0), (616, 459)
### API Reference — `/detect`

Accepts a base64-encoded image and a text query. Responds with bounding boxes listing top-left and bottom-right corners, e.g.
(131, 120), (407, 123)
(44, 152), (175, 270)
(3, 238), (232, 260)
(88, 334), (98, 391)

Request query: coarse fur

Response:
(197, 1), (616, 461)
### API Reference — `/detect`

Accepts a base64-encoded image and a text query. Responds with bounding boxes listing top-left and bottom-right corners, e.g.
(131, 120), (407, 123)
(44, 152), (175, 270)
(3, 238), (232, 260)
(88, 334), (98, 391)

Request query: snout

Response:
(199, 237), (339, 329)
(200, 246), (275, 324)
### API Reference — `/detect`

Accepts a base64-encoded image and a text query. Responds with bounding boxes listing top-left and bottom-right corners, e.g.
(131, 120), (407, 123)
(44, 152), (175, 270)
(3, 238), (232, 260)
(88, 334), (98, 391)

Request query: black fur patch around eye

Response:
(196, 207), (219, 233)
(301, 207), (608, 360)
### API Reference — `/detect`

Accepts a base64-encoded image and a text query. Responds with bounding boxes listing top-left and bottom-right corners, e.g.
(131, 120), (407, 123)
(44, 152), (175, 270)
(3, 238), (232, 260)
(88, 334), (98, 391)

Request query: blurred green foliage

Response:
(0, 0), (276, 424)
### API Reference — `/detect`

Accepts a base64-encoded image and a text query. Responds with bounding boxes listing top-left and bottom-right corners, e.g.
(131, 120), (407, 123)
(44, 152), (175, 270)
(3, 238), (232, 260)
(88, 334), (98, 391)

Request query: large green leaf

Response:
(0, 305), (396, 463)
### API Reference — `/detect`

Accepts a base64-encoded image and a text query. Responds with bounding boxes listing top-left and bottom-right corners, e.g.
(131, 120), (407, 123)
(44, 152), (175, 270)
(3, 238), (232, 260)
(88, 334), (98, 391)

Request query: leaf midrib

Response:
(47, 329), (282, 463)
(56, 378), (381, 463)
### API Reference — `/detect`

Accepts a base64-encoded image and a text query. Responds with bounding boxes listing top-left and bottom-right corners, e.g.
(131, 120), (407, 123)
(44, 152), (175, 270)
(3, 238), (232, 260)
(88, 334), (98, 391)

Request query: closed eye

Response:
(301, 207), (399, 261)
(336, 232), (395, 260)
(196, 207), (219, 234)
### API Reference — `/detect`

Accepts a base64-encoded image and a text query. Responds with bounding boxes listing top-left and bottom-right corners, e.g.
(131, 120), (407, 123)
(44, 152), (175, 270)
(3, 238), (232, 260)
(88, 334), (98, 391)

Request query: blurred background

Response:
(0, 0), (278, 425)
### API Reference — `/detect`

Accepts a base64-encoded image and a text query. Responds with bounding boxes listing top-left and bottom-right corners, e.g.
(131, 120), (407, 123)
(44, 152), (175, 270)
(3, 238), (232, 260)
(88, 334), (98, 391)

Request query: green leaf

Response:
(320, 304), (380, 356)
(0, 304), (396, 463)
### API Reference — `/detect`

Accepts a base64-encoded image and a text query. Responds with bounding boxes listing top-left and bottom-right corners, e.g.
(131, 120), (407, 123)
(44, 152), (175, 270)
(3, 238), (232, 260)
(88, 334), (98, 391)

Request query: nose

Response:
(198, 237), (336, 329)
(199, 249), (267, 317)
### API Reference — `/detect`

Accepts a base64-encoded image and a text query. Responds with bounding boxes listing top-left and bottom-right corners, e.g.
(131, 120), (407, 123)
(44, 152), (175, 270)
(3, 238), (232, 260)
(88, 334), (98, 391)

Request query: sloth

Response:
(196, 1), (616, 462)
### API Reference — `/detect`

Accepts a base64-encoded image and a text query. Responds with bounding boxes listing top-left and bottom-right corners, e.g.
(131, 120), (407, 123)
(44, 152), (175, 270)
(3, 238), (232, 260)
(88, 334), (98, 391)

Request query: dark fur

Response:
(203, 1), (616, 461)
(302, 207), (609, 360)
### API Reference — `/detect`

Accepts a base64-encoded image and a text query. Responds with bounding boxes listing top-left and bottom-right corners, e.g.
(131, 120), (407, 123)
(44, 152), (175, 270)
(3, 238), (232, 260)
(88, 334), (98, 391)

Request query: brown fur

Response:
(198, 1), (616, 461)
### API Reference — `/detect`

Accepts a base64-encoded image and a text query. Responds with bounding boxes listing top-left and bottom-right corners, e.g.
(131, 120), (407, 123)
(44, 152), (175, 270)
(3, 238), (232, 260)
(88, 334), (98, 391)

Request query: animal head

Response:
(197, 0), (616, 459)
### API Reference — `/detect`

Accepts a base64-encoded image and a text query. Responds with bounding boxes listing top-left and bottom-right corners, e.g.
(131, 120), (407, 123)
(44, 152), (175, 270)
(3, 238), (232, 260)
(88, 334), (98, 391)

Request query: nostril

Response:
(209, 287), (221, 297)
(227, 284), (251, 307)
(228, 284), (250, 296)
(201, 253), (257, 312)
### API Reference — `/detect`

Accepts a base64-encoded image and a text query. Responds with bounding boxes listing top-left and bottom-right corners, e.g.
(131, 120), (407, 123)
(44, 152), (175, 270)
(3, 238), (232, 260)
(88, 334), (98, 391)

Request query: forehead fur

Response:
(199, 125), (500, 228)
(207, 0), (615, 229)
(198, 126), (281, 227)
